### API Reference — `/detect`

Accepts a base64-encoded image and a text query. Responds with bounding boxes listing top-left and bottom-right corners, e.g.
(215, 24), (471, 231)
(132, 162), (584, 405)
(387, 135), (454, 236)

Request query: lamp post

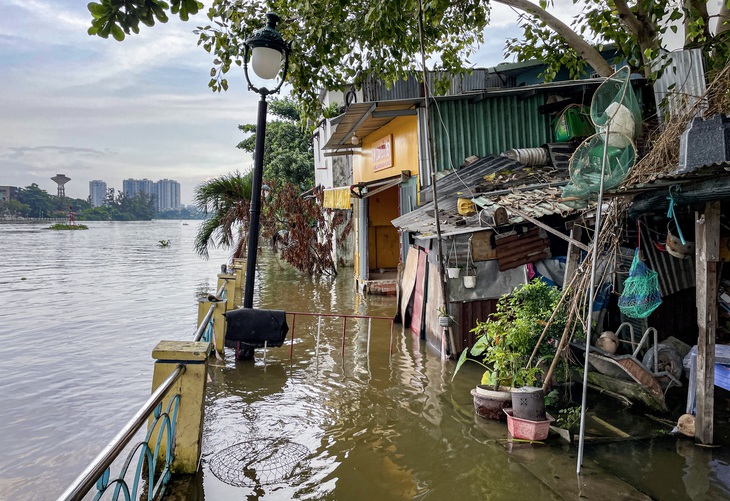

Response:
(242, 12), (290, 309)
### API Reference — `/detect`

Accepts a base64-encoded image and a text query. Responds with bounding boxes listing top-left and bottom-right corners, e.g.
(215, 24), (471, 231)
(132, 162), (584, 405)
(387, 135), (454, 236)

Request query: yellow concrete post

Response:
(230, 264), (244, 306)
(149, 341), (211, 475)
(216, 273), (237, 310)
(197, 299), (227, 358)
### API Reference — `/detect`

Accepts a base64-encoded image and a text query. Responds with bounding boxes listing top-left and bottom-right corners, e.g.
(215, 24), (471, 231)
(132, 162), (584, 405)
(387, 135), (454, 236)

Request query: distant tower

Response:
(51, 174), (71, 198)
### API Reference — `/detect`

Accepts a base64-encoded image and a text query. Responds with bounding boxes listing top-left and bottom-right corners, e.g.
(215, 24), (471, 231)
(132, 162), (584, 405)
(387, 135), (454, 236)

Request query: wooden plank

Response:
(471, 230), (497, 261)
(695, 201), (720, 444)
(399, 246), (419, 323)
(564, 225), (584, 286)
(410, 250), (428, 338)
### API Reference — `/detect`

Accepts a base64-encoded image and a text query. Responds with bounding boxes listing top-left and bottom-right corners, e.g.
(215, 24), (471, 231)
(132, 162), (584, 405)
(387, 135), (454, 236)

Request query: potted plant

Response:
(452, 280), (568, 420)
(446, 238), (461, 278)
(463, 264), (477, 289)
(462, 235), (476, 288)
(436, 305), (455, 328)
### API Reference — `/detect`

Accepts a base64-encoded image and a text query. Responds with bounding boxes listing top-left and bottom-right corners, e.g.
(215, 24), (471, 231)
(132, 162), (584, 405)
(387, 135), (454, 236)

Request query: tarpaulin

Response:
(323, 186), (352, 209)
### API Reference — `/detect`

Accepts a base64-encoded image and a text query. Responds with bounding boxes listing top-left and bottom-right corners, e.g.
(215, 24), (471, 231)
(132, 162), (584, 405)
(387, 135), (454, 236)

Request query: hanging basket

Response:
(463, 275), (476, 289)
(618, 249), (662, 319)
(447, 267), (461, 279)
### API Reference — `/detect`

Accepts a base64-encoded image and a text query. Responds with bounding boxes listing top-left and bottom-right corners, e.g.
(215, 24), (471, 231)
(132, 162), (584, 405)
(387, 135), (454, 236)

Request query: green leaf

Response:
(111, 23), (125, 41)
(451, 348), (470, 382)
(87, 2), (107, 19)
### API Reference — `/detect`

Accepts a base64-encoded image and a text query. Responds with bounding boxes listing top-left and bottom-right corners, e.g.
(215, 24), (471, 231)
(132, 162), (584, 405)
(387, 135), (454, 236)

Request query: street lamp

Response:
(242, 12), (290, 309)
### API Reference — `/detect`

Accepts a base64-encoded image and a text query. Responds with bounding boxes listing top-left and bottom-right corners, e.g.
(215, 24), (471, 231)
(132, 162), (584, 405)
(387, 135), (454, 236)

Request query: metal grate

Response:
(208, 438), (310, 487)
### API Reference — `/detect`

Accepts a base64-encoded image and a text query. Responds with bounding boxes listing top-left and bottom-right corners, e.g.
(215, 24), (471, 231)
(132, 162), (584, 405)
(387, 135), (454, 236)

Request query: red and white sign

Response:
(372, 135), (393, 171)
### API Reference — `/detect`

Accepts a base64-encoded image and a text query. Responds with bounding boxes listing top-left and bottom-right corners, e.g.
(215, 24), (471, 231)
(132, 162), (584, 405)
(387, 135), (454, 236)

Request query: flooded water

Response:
(2, 220), (730, 500)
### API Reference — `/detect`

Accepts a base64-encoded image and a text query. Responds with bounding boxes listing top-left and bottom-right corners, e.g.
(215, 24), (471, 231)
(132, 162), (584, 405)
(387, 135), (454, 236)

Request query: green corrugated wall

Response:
(430, 94), (552, 172)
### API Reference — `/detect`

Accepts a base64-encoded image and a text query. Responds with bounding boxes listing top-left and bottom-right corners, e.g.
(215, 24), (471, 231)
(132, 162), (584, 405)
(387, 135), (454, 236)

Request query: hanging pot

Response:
(447, 267), (461, 279)
(463, 275), (476, 288)
(666, 221), (694, 259)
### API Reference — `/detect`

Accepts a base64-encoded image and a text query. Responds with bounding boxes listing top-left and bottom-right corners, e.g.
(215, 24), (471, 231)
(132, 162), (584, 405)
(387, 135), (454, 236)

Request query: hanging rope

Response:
(667, 185), (687, 245)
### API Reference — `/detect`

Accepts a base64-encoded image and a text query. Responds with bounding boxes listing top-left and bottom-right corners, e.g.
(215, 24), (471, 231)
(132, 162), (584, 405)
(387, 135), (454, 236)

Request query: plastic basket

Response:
(504, 408), (554, 440)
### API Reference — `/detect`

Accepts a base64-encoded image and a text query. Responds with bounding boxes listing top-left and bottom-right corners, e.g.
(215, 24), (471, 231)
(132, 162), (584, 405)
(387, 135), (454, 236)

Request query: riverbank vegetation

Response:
(48, 223), (89, 230)
(2, 184), (202, 221)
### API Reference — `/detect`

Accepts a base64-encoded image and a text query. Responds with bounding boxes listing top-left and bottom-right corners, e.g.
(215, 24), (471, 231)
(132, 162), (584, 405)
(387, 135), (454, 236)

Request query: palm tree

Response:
(193, 172), (252, 259)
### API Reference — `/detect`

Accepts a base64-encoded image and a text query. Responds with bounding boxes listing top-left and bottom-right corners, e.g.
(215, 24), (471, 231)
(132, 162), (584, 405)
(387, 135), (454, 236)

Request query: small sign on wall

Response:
(372, 134), (393, 172)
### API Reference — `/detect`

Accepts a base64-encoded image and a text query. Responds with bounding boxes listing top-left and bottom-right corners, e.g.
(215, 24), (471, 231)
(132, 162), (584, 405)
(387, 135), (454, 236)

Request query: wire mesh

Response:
(208, 438), (310, 487)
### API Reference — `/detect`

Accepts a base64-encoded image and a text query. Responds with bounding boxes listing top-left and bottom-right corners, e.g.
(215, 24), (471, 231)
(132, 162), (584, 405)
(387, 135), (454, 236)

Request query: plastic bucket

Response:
(511, 386), (546, 421)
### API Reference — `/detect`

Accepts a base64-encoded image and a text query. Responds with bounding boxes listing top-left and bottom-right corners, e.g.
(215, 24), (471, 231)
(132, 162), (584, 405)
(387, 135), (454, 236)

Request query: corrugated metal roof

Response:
(323, 99), (422, 150)
(429, 94), (553, 172)
(392, 155), (580, 237)
(653, 48), (707, 121)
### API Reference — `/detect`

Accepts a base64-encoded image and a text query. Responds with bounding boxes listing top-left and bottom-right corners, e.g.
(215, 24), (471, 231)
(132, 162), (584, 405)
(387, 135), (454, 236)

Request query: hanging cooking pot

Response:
(665, 220), (694, 259)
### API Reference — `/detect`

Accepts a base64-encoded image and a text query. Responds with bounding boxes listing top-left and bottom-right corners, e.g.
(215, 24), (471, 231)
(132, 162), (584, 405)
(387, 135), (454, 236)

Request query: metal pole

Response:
(577, 125), (610, 473)
(417, 0), (453, 356)
(243, 92), (269, 309)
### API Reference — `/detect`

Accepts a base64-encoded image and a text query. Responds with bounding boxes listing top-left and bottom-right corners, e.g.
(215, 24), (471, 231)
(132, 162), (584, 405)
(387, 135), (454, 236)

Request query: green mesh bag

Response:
(618, 249), (662, 319)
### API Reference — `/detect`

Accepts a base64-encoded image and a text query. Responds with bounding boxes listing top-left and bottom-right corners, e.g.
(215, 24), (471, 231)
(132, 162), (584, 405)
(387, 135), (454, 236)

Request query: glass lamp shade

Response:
(251, 46), (283, 80)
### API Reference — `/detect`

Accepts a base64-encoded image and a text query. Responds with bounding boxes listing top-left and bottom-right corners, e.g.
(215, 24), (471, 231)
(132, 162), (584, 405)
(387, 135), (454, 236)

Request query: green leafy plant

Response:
(555, 406), (581, 430)
(452, 279), (568, 389)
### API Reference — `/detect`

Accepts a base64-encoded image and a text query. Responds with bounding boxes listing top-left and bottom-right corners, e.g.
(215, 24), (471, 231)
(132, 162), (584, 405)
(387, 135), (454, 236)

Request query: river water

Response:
(2, 221), (730, 500)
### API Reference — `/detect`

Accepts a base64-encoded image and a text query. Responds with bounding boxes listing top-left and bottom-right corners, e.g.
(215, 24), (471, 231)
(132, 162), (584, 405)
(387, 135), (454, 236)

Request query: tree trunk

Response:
(493, 0), (614, 77)
(613, 0), (659, 78)
(684, 0), (711, 46)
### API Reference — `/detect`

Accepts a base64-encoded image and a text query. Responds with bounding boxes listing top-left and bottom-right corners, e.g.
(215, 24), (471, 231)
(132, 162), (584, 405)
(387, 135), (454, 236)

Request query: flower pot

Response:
(438, 315), (452, 327)
(471, 386), (512, 421)
(463, 275), (476, 288)
(511, 386), (546, 421)
(447, 267), (461, 279)
(504, 408), (555, 441)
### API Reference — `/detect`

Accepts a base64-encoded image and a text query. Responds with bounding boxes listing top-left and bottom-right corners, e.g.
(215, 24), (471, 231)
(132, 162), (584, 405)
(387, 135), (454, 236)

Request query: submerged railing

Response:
(287, 312), (396, 358)
(57, 366), (185, 501)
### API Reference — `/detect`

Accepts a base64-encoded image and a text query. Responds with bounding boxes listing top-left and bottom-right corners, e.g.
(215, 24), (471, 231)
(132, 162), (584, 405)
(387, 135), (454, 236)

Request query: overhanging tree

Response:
(89, 1), (730, 113)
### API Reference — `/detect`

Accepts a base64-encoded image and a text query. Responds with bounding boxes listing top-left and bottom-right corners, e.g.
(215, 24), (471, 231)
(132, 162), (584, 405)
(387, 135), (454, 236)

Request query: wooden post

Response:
(563, 225), (583, 287)
(695, 201), (720, 444)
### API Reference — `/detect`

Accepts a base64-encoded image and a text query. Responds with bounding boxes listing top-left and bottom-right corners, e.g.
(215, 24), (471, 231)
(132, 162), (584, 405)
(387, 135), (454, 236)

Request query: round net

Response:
(208, 438), (310, 487)
(618, 249), (662, 319)
(565, 66), (642, 199)
(569, 133), (636, 194)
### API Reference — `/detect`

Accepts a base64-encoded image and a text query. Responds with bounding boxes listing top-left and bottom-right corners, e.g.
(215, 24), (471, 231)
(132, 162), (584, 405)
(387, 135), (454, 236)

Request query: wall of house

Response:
(353, 116), (419, 184)
(429, 94), (552, 172)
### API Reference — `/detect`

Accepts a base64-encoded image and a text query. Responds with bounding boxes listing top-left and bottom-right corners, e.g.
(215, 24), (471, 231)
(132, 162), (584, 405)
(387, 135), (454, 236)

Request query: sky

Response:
(0, 1), (575, 205)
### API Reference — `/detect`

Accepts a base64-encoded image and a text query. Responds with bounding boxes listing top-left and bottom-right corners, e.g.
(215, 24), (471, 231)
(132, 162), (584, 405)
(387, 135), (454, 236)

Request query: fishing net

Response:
(618, 249), (662, 319)
(564, 66), (641, 199)
(208, 438), (310, 487)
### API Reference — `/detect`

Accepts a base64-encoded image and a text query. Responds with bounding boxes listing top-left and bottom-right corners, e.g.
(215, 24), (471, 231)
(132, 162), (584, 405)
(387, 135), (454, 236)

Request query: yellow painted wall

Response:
(353, 116), (419, 184)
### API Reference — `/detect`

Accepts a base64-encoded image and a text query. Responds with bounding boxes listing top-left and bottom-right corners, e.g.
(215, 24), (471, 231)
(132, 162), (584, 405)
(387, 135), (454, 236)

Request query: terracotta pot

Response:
(471, 385), (512, 421)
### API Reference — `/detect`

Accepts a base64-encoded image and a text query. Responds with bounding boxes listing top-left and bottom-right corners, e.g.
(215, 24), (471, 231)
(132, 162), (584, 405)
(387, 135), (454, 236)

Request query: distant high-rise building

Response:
(89, 180), (107, 207)
(0, 186), (19, 201)
(154, 179), (181, 212)
(122, 178), (154, 198)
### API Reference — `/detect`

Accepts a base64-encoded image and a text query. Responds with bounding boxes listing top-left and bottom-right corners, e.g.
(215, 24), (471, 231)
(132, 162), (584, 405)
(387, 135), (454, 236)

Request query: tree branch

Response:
(494, 0), (614, 77)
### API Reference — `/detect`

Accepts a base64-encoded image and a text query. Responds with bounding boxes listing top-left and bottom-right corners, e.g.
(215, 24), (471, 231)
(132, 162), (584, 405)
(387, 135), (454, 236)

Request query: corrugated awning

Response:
(323, 99), (422, 150)
(323, 187), (352, 209)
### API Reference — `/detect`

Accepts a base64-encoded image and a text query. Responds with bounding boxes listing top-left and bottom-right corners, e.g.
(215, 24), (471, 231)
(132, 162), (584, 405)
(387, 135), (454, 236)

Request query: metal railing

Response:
(58, 271), (228, 500)
(287, 312), (396, 359)
(57, 365), (185, 501)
